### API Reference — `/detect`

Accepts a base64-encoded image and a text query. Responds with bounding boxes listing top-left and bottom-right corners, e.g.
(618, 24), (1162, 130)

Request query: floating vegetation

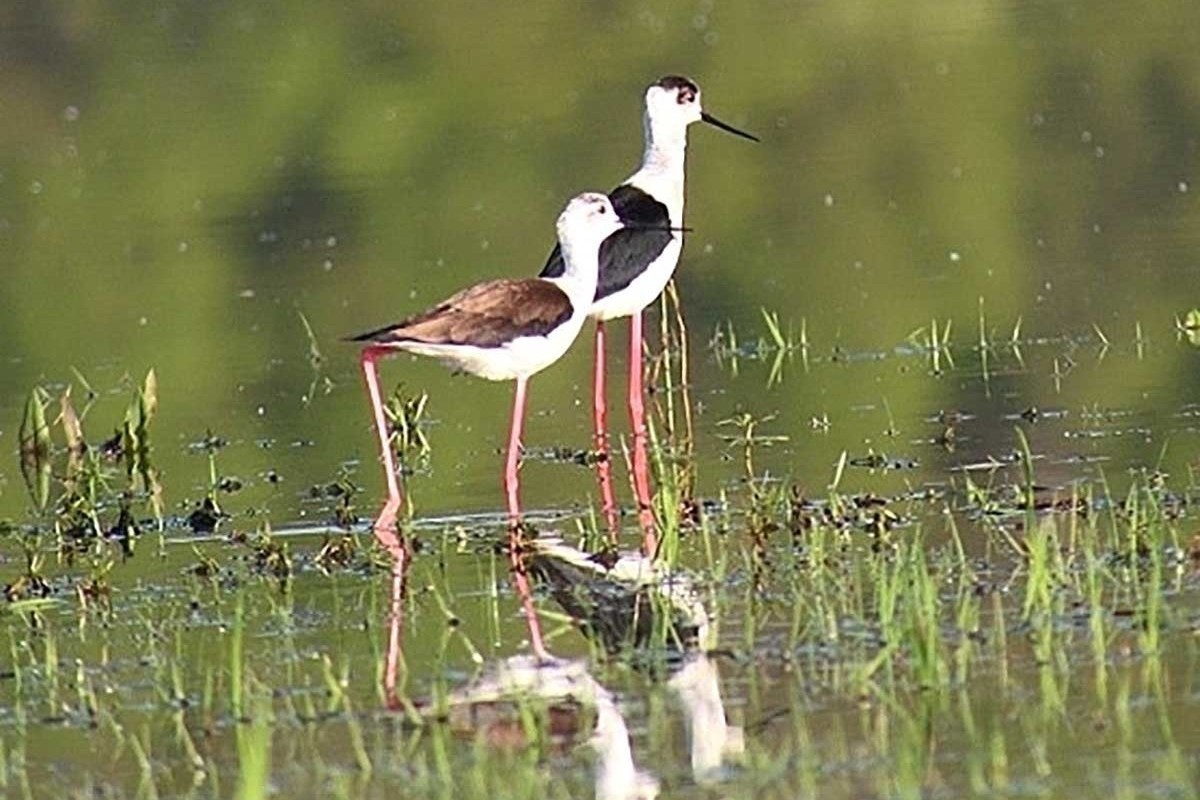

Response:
(314, 531), (358, 571)
(309, 470), (363, 528)
(845, 450), (919, 471)
(247, 525), (292, 585)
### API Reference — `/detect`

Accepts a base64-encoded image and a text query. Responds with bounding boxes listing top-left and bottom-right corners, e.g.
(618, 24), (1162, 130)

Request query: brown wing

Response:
(349, 279), (575, 348)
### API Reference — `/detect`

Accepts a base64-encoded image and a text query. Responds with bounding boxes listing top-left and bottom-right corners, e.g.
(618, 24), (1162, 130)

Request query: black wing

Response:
(539, 184), (674, 302)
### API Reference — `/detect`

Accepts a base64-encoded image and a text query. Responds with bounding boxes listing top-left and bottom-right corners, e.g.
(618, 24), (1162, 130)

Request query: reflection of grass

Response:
(906, 317), (955, 375)
(759, 308), (806, 386)
(18, 386), (52, 513)
(709, 306), (809, 386)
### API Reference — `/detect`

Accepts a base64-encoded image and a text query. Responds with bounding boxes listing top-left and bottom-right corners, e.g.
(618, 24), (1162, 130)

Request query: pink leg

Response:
(383, 537), (410, 709)
(592, 322), (620, 541)
(504, 376), (528, 525)
(510, 548), (549, 660)
(629, 312), (658, 556)
(503, 376), (547, 658)
(361, 347), (403, 550)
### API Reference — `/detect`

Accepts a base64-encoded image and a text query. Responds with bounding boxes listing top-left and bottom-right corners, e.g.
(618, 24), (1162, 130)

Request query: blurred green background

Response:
(2, 0), (1199, 526)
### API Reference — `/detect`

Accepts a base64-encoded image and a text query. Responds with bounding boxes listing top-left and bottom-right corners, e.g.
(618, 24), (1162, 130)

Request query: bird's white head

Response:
(644, 75), (704, 140)
(642, 75), (758, 151)
(553, 192), (622, 295)
(556, 192), (622, 252)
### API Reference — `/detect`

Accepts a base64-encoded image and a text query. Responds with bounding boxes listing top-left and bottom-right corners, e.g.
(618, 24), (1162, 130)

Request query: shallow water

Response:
(2, 0), (1200, 797)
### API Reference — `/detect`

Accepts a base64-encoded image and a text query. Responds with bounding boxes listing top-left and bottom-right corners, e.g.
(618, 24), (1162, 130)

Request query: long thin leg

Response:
(504, 376), (528, 524)
(361, 347), (403, 550)
(383, 535), (411, 709)
(592, 321), (620, 541)
(628, 312), (658, 556)
(510, 547), (549, 660)
(503, 376), (547, 658)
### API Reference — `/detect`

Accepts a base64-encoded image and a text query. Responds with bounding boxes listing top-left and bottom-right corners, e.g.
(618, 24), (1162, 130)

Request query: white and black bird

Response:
(352, 192), (625, 542)
(540, 76), (757, 553)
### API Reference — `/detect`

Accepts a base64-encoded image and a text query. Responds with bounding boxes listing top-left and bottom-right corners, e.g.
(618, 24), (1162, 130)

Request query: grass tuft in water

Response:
(385, 383), (432, 522)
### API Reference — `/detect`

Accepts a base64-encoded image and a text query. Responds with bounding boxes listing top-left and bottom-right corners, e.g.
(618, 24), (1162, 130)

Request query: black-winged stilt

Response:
(352, 192), (624, 550)
(540, 76), (757, 554)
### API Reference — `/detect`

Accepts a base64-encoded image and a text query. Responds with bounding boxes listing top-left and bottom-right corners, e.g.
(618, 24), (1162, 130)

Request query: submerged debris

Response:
(187, 497), (226, 533)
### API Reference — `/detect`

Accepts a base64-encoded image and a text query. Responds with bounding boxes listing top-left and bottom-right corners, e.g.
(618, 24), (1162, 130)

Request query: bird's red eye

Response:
(678, 88), (696, 104)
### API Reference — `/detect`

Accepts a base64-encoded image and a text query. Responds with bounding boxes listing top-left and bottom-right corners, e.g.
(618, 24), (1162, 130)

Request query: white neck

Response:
(549, 234), (602, 311)
(640, 115), (689, 177)
(626, 117), (689, 226)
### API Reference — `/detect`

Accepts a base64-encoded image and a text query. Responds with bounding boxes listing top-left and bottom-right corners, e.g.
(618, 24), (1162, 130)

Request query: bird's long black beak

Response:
(627, 224), (693, 234)
(701, 111), (759, 142)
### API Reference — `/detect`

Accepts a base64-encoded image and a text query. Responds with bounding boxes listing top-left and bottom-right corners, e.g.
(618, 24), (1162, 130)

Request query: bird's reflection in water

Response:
(528, 535), (744, 787)
(668, 651), (745, 785)
(381, 535), (411, 710)
(379, 531), (549, 706)
(527, 536), (709, 651)
(436, 654), (659, 800)
(378, 537), (658, 799)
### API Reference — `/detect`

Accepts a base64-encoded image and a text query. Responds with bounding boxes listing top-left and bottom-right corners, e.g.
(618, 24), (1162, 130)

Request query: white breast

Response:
(590, 168), (687, 322)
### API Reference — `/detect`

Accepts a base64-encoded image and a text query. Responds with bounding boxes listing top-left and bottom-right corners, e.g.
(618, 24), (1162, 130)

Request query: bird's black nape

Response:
(656, 75), (700, 94)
